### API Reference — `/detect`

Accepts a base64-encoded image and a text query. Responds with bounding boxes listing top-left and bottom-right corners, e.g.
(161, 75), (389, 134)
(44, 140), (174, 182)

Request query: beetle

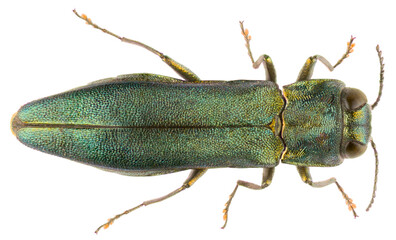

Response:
(10, 10), (384, 233)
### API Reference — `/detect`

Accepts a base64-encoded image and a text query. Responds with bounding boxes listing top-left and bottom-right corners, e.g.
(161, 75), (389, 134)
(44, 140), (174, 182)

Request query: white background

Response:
(1, 1), (394, 239)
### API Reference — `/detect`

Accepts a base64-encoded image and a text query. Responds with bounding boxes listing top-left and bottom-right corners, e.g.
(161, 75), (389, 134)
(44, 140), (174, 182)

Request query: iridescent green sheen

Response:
(13, 75), (284, 173)
(10, 17), (382, 230)
(282, 79), (345, 167)
(342, 104), (372, 147)
(11, 75), (374, 172)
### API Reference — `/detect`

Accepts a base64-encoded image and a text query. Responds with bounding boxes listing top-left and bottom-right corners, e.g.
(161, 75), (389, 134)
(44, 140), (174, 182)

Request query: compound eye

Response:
(342, 88), (368, 110)
(345, 141), (367, 158)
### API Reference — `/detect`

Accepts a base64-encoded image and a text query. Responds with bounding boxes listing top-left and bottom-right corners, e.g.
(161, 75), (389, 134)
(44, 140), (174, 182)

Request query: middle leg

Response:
(239, 21), (277, 83)
(222, 167), (275, 228)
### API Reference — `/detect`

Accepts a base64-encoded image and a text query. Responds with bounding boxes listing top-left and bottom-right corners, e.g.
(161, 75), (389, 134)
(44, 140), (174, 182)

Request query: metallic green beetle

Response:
(11, 10), (384, 233)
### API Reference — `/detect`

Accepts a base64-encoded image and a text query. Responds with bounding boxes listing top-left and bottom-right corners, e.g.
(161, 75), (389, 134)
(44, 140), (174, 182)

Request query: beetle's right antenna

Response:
(371, 45), (385, 110)
(366, 139), (379, 211)
(365, 45), (384, 211)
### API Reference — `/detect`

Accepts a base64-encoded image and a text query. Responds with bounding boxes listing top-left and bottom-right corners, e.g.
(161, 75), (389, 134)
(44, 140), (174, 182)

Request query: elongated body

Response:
(11, 11), (384, 232)
(12, 76), (370, 171)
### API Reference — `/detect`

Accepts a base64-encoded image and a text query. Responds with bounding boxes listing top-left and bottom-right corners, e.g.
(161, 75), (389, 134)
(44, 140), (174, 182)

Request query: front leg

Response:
(297, 166), (358, 218)
(297, 36), (356, 81)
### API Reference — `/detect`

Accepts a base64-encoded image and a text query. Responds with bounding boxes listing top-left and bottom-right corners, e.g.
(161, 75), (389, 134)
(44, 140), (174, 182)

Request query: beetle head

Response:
(340, 87), (371, 159)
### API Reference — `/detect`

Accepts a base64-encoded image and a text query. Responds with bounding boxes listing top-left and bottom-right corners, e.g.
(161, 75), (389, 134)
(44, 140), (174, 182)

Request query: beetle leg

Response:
(95, 168), (207, 234)
(252, 55), (277, 83)
(73, 10), (201, 82)
(222, 167), (274, 229)
(297, 55), (333, 81)
(239, 21), (276, 82)
(297, 36), (356, 81)
(297, 166), (358, 218)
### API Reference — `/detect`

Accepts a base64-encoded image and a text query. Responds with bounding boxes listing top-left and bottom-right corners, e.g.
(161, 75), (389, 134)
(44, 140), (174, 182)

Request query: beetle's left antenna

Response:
(371, 45), (385, 110)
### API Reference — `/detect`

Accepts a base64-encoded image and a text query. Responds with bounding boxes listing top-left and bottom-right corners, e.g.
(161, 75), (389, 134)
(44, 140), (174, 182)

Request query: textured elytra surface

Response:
(17, 80), (282, 128)
(14, 78), (285, 171)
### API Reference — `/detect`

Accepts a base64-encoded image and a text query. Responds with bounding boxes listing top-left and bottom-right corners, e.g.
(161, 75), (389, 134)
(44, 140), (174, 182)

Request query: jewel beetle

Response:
(10, 10), (384, 233)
